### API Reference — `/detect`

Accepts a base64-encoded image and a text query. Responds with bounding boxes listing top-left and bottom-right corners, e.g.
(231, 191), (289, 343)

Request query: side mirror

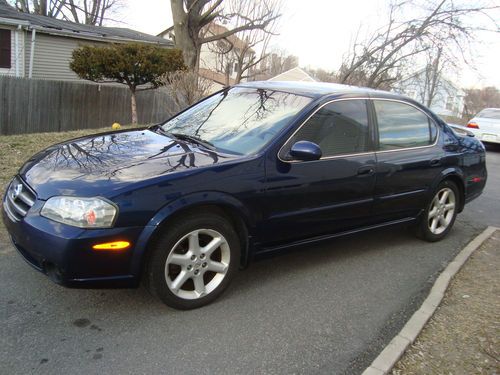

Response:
(289, 141), (322, 161)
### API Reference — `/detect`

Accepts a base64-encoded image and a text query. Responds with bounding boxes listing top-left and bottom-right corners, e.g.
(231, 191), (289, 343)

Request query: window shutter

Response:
(0, 29), (12, 69)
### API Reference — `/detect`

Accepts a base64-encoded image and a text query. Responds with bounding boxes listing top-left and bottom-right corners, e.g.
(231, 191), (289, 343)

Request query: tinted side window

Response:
(288, 100), (370, 157)
(374, 100), (437, 150)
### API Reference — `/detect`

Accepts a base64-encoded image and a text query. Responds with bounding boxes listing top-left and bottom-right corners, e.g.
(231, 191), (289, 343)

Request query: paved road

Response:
(1, 148), (499, 375)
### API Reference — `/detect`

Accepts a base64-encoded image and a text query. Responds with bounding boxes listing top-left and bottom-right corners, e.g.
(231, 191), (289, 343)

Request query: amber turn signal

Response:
(92, 241), (131, 250)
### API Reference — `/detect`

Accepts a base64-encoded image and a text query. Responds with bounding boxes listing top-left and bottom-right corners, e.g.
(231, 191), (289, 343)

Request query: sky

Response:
(111, 0), (500, 89)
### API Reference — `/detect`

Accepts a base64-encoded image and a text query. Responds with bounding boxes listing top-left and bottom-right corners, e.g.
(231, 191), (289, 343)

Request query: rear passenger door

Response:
(372, 99), (443, 222)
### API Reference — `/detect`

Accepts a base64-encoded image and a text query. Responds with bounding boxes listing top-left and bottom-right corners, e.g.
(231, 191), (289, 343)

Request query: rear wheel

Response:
(146, 212), (240, 309)
(416, 180), (459, 242)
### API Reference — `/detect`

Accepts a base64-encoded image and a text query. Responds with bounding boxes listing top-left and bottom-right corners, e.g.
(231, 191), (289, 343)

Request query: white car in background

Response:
(466, 108), (500, 144)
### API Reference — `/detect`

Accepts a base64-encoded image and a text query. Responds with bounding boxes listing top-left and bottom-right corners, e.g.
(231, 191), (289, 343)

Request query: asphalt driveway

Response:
(1, 148), (498, 375)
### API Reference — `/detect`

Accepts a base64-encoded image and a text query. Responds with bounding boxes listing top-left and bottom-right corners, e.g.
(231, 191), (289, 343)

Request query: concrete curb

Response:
(362, 226), (499, 375)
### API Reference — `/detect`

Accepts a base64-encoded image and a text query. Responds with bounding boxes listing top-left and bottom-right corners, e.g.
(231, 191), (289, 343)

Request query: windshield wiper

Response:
(149, 124), (175, 138)
(171, 133), (216, 151)
(150, 125), (217, 151)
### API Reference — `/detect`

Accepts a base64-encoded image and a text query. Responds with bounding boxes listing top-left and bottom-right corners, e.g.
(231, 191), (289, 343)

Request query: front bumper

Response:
(2, 200), (147, 288)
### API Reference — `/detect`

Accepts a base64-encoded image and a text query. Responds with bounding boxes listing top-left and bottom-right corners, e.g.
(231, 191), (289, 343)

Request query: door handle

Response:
(430, 158), (441, 167)
(357, 166), (375, 176)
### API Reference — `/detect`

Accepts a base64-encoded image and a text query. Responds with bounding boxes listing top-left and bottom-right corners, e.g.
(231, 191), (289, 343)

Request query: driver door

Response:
(259, 99), (377, 247)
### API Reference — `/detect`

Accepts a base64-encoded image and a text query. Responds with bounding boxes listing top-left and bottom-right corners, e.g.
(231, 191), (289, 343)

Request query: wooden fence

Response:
(0, 76), (175, 135)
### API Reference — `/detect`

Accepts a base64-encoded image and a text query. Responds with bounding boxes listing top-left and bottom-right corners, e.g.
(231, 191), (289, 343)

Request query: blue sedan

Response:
(2, 81), (487, 309)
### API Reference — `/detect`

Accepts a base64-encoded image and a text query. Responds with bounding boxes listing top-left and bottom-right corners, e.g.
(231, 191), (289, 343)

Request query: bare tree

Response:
(254, 48), (299, 80)
(420, 46), (444, 107)
(304, 67), (337, 83)
(206, 0), (281, 84)
(170, 0), (281, 71)
(11, 0), (121, 25)
(463, 87), (500, 118)
(63, 0), (120, 25)
(13, 0), (65, 17)
(395, 45), (459, 110)
(338, 0), (500, 89)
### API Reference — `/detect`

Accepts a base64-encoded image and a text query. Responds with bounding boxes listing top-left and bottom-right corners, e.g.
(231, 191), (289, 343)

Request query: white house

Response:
(268, 67), (316, 82)
(0, 0), (172, 80)
(393, 69), (465, 118)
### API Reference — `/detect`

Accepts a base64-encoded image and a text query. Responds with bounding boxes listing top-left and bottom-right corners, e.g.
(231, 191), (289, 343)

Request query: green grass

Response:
(0, 125), (137, 242)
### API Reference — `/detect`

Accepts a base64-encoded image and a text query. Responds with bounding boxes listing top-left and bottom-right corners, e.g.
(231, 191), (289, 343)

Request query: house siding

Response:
(394, 73), (464, 118)
(25, 33), (107, 81)
(0, 26), (25, 77)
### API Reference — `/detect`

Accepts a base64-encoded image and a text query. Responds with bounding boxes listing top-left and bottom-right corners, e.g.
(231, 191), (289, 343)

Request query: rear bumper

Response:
(464, 189), (484, 204)
(464, 168), (487, 207)
(468, 129), (500, 144)
(2, 203), (149, 288)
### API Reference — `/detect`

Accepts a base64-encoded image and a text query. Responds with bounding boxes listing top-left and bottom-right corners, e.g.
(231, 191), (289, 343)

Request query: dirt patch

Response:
(392, 230), (500, 374)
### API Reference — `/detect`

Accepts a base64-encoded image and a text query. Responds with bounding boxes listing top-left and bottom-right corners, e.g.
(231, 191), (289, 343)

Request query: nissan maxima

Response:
(2, 81), (487, 309)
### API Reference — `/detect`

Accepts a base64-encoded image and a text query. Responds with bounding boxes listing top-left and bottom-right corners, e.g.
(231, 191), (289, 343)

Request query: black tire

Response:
(415, 180), (459, 242)
(146, 212), (240, 310)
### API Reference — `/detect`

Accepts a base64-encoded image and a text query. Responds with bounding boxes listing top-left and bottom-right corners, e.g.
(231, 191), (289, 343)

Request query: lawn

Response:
(0, 125), (137, 242)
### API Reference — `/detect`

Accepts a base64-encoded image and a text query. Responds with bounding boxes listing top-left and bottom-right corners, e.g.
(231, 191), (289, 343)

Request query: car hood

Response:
(19, 129), (237, 199)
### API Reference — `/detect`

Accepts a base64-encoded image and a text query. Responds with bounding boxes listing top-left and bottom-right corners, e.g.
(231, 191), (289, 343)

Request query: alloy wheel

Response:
(428, 187), (456, 235)
(164, 229), (230, 300)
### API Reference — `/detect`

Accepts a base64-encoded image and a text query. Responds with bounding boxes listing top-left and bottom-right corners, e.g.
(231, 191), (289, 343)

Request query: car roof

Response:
(236, 80), (404, 100)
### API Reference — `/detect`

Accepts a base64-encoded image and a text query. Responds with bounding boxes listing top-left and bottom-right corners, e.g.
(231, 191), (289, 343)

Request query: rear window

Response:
(374, 100), (437, 150)
(477, 109), (500, 119)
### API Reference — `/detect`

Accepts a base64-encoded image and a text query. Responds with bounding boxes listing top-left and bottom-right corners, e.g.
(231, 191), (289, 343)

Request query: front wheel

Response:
(146, 212), (240, 309)
(416, 180), (459, 242)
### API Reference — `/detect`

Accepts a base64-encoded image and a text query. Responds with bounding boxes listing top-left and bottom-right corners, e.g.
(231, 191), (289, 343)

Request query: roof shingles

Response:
(0, 0), (172, 45)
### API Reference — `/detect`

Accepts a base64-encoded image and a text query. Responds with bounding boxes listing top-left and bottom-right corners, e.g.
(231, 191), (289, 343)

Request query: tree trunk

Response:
(426, 47), (442, 107)
(130, 90), (138, 124)
(170, 0), (201, 70)
(225, 63), (230, 86)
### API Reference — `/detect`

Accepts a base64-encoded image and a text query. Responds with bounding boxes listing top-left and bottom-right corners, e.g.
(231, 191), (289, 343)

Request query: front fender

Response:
(145, 191), (255, 228)
(130, 191), (254, 276)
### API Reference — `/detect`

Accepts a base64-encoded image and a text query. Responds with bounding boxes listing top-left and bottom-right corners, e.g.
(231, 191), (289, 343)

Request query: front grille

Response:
(3, 176), (36, 221)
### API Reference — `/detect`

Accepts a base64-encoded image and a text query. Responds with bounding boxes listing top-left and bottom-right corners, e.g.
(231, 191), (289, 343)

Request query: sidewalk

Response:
(391, 229), (500, 374)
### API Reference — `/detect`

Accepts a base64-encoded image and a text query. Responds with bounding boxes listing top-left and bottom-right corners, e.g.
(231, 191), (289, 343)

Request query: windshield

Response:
(160, 87), (312, 155)
(477, 108), (500, 119)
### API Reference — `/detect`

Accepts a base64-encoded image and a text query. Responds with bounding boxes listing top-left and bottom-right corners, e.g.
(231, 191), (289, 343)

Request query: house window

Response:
(446, 96), (454, 111)
(234, 63), (239, 73)
(0, 29), (11, 69)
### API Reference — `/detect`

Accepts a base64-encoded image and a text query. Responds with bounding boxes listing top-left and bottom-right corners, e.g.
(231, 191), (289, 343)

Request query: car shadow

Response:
(230, 226), (416, 293)
(2, 222), (473, 324)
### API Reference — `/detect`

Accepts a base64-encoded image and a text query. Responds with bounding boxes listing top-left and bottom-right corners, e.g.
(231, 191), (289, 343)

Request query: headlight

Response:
(41, 196), (117, 228)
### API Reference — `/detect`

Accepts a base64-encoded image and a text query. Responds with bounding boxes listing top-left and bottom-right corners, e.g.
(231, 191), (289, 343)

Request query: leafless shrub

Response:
(163, 70), (214, 114)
